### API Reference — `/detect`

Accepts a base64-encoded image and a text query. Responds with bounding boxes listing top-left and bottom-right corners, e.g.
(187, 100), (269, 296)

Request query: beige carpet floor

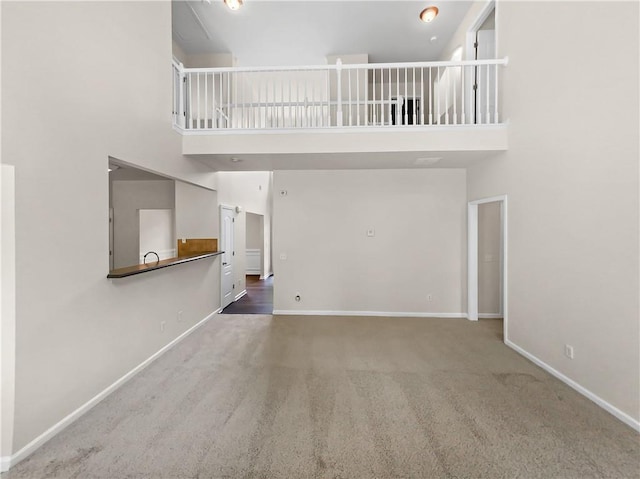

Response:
(3, 315), (639, 479)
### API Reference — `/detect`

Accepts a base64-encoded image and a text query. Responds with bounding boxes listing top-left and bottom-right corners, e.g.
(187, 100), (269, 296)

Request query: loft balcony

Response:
(171, 58), (509, 162)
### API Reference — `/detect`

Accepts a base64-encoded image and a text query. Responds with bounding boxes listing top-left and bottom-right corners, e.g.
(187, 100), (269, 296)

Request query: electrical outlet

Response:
(280, 253), (287, 260)
(427, 294), (433, 302)
(177, 311), (183, 322)
(160, 321), (167, 332)
(564, 344), (574, 359)
(295, 293), (301, 302)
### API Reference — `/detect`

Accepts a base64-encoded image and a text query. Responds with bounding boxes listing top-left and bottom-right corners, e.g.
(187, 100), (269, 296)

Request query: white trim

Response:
(234, 289), (247, 302)
(272, 310), (467, 318)
(183, 58), (508, 74)
(178, 123), (508, 136)
(478, 313), (502, 319)
(219, 205), (235, 311)
(467, 203), (479, 321)
(1, 165), (16, 469)
(469, 195), (507, 206)
(505, 339), (640, 432)
(467, 195), (508, 342)
(1, 308), (221, 472)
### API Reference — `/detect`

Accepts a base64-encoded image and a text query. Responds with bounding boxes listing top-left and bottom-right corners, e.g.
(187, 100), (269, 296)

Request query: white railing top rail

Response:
(178, 57), (509, 74)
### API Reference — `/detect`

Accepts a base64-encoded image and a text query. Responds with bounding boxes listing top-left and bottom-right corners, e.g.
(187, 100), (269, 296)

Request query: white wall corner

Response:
(505, 339), (640, 432)
(2, 307), (221, 472)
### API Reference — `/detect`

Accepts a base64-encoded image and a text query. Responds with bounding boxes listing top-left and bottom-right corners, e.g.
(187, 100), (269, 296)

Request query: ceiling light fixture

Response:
(224, 0), (243, 11)
(420, 6), (439, 23)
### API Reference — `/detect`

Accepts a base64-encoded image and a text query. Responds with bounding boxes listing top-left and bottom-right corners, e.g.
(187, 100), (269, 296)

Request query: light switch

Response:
(367, 228), (375, 237)
(280, 253), (287, 260)
(181, 238), (187, 244)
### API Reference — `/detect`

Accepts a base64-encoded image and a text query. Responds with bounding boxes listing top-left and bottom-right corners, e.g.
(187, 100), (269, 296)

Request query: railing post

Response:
(336, 58), (343, 127)
(178, 64), (186, 129)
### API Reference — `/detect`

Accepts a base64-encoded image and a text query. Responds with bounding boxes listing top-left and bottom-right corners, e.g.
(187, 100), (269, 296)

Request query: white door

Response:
(220, 206), (235, 309)
(475, 29), (496, 123)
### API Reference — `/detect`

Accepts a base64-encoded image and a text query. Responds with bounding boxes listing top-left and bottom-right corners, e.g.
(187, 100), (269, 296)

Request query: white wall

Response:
(112, 180), (175, 269)
(216, 171), (273, 290)
(467, 2), (639, 422)
(246, 212), (263, 250)
(478, 202), (500, 315)
(272, 169), (467, 315)
(175, 180), (218, 240)
(1, 1), (220, 455)
(138, 209), (176, 262)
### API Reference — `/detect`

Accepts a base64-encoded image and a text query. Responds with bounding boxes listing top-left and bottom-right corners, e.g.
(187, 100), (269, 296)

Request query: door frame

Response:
(465, 0), (496, 124)
(467, 195), (508, 341)
(219, 204), (235, 310)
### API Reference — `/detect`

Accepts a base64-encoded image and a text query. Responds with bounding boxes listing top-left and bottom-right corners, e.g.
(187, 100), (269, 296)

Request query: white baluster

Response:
(445, 67), (449, 125)
(428, 67), (432, 125)
(187, 73), (193, 129)
(494, 63), (499, 124)
(396, 67), (400, 126)
(336, 59), (343, 127)
(356, 69), (360, 126)
(486, 64), (490, 124)
(196, 72), (201, 129)
(461, 66), (466, 125)
(404, 68), (408, 125)
(388, 68), (392, 126)
(420, 68), (424, 125)
(452, 66), (457, 125)
(412, 68), (416, 125)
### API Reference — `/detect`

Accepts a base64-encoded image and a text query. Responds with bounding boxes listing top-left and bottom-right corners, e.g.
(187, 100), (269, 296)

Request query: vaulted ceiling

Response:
(172, 0), (473, 66)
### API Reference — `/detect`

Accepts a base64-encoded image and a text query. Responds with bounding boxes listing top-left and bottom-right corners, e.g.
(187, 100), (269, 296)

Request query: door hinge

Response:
(233, 218), (235, 223)
(474, 42), (478, 48)
(232, 251), (235, 256)
(473, 84), (478, 91)
(233, 284), (235, 289)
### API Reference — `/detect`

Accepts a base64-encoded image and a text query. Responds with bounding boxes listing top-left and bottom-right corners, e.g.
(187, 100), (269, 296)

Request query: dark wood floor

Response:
(222, 275), (273, 314)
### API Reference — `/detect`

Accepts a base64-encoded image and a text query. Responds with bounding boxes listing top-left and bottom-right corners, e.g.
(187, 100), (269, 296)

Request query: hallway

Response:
(222, 275), (273, 314)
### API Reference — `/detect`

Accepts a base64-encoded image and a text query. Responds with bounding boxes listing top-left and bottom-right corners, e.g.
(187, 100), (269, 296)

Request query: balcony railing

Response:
(172, 58), (508, 132)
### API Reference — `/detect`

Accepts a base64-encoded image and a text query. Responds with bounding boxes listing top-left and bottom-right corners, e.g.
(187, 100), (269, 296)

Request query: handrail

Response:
(178, 58), (509, 74)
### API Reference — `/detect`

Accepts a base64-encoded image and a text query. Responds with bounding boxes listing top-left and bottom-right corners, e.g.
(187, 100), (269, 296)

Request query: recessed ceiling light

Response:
(420, 6), (439, 23)
(230, 157), (242, 163)
(224, 0), (243, 11)
(430, 36), (438, 43)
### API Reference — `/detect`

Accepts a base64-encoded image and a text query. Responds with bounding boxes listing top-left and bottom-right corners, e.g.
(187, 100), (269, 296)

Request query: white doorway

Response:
(245, 212), (264, 277)
(465, 0), (497, 124)
(220, 205), (235, 310)
(467, 195), (508, 340)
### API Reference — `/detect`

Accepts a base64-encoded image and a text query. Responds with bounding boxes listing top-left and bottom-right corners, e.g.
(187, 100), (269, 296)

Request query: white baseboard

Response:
(505, 339), (640, 432)
(478, 313), (503, 319)
(246, 270), (261, 275)
(234, 289), (247, 301)
(1, 308), (221, 472)
(272, 310), (467, 319)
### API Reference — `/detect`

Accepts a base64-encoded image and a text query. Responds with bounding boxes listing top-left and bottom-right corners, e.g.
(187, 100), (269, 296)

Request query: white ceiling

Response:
(172, 0), (473, 66)
(191, 150), (503, 171)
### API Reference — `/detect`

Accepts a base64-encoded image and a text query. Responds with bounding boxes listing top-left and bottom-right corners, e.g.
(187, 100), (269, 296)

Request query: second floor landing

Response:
(173, 58), (509, 159)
